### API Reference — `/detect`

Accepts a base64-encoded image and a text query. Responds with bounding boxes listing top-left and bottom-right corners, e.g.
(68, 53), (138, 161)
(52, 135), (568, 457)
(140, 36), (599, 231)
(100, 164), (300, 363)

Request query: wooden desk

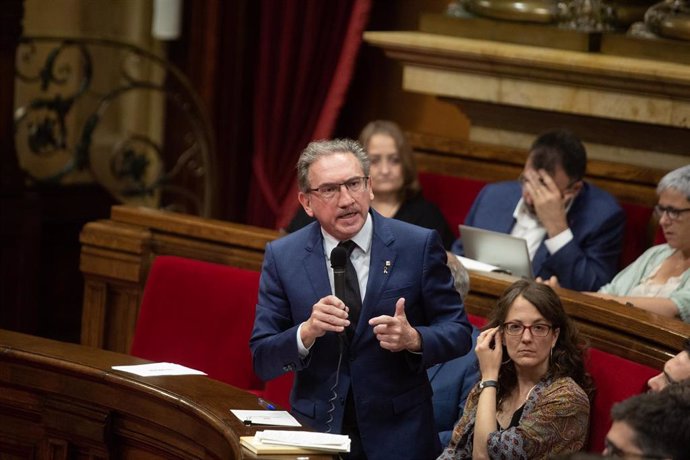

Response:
(0, 329), (332, 459)
(466, 271), (690, 369)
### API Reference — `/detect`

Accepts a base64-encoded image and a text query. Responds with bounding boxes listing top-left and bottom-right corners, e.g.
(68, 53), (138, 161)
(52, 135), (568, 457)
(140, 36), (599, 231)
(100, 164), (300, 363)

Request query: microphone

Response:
(330, 246), (348, 338)
(326, 246), (348, 433)
(330, 246), (347, 302)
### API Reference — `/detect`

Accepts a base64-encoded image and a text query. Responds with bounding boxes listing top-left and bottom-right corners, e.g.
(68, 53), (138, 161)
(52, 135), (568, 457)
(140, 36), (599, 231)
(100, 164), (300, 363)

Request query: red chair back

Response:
(130, 256), (263, 392)
(618, 202), (655, 269)
(585, 348), (658, 452)
(418, 171), (487, 237)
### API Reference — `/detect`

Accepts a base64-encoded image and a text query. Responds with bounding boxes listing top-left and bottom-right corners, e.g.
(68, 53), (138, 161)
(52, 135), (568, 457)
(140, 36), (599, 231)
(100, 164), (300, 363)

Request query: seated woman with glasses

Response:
(544, 165), (690, 322)
(587, 164), (690, 322)
(437, 279), (592, 460)
(285, 120), (455, 249)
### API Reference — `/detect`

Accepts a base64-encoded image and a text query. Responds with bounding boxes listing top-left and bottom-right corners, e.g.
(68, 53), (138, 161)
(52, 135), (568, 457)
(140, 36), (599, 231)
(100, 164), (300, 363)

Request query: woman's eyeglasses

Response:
(654, 205), (690, 221)
(502, 322), (553, 337)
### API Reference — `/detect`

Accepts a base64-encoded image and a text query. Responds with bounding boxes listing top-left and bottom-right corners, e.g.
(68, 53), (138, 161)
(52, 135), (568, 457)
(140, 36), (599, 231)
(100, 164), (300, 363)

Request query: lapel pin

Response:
(384, 260), (391, 274)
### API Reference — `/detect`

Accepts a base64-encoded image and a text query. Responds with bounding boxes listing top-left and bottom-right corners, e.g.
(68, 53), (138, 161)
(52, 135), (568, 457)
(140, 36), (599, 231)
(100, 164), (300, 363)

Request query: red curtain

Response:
(247, 0), (371, 229)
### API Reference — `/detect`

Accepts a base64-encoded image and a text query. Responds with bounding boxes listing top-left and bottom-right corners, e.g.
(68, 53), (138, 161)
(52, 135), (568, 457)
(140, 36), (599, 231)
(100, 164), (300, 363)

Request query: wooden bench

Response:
(80, 205), (690, 452)
(409, 131), (668, 268)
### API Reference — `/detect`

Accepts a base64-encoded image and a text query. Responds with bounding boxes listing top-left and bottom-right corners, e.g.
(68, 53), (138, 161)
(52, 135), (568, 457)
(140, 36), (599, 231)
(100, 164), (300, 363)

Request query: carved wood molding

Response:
(363, 31), (690, 102)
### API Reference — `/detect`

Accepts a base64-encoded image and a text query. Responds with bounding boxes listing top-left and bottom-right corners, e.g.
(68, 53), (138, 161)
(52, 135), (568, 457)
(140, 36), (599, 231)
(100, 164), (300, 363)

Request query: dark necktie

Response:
(338, 240), (362, 336)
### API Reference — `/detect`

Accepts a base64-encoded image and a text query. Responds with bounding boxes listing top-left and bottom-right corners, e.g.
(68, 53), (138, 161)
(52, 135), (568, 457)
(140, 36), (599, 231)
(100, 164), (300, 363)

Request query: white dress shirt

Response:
(510, 198), (573, 260)
(297, 213), (373, 356)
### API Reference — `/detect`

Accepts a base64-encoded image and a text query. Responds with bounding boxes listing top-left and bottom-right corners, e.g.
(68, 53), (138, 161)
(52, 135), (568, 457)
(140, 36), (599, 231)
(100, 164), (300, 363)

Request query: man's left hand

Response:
(369, 298), (422, 352)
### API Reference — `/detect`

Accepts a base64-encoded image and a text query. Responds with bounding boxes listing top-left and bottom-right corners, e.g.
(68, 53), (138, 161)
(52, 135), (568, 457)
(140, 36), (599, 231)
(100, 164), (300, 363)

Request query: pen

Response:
(257, 397), (276, 410)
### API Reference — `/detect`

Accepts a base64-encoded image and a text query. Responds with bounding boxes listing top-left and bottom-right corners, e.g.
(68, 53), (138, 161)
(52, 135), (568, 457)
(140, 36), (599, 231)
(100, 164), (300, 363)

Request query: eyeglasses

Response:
(502, 322), (553, 337)
(654, 204), (690, 221)
(603, 438), (667, 458)
(307, 176), (369, 200)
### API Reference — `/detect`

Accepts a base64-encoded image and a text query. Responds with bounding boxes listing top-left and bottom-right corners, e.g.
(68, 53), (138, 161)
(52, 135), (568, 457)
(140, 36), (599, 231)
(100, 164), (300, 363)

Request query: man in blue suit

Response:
(427, 254), (480, 446)
(451, 129), (625, 291)
(250, 139), (473, 460)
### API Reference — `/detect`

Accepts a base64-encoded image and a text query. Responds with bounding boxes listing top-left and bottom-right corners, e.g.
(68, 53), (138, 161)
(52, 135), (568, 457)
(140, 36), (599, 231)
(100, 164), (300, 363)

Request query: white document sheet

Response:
(231, 410), (301, 427)
(111, 362), (206, 377)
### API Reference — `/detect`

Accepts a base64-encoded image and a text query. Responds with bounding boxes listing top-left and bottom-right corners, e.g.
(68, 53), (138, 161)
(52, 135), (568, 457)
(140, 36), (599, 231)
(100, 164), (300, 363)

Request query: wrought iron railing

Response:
(14, 36), (216, 217)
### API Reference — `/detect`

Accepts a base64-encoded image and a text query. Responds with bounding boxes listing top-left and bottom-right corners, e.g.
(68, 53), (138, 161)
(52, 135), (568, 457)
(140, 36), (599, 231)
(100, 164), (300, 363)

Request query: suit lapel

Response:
(354, 212), (396, 343)
(302, 224), (331, 299)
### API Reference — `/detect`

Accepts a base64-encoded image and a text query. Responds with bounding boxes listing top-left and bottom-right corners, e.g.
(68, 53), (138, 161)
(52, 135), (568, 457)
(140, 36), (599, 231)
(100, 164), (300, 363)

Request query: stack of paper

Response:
(457, 255), (505, 273)
(240, 430), (350, 454)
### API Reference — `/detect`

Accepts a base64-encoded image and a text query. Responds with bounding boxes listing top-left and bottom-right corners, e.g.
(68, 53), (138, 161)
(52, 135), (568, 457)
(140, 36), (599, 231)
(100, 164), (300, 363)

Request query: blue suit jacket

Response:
(250, 210), (473, 460)
(451, 181), (625, 291)
(427, 327), (480, 447)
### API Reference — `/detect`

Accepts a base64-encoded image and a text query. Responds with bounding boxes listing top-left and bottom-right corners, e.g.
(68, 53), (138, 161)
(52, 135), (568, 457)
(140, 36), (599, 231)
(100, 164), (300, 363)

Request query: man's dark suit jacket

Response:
(250, 210), (473, 460)
(451, 181), (625, 291)
(427, 327), (480, 447)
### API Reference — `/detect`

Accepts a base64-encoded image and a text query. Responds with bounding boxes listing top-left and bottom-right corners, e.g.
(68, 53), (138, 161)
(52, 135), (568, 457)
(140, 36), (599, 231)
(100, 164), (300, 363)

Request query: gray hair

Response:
(296, 139), (370, 192)
(657, 164), (690, 200)
(446, 252), (470, 299)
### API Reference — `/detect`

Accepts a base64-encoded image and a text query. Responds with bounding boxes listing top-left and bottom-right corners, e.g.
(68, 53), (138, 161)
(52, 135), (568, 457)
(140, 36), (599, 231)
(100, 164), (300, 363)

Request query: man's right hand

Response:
(300, 295), (350, 348)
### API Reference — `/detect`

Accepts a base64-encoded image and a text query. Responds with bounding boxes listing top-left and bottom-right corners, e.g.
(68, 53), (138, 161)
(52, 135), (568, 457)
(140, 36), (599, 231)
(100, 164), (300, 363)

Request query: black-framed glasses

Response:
(307, 176), (369, 200)
(502, 322), (553, 337)
(654, 204), (690, 221)
(603, 438), (667, 458)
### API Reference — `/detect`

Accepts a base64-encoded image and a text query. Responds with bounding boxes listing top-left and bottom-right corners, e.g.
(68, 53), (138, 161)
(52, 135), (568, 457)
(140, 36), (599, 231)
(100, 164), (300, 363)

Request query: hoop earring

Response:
(502, 356), (512, 365)
(550, 347), (554, 364)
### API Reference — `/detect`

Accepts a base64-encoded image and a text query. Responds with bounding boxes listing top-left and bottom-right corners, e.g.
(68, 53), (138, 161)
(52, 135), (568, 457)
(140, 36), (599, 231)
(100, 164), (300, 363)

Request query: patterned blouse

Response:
(436, 376), (590, 460)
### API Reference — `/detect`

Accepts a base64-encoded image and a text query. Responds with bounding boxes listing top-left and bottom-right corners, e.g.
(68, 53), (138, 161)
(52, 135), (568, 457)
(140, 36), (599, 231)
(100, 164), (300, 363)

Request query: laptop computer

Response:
(459, 224), (534, 279)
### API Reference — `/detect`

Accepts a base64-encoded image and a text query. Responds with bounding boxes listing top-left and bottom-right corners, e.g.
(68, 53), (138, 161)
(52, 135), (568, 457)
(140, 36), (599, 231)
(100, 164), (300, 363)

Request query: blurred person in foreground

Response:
(286, 120), (455, 249)
(604, 380), (690, 459)
(438, 279), (592, 460)
(647, 337), (690, 392)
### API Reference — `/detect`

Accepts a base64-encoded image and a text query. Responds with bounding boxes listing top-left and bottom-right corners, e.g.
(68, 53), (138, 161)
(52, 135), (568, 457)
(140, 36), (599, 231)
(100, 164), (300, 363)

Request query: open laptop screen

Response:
(459, 224), (534, 279)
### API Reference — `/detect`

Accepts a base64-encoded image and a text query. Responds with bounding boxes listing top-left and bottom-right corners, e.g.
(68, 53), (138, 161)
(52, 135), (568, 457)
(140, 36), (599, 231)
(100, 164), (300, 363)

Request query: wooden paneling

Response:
(80, 205), (690, 370)
(408, 131), (665, 207)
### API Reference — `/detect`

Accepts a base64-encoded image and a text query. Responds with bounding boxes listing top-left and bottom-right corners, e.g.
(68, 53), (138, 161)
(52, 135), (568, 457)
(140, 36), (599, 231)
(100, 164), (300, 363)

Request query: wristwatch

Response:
(479, 380), (498, 391)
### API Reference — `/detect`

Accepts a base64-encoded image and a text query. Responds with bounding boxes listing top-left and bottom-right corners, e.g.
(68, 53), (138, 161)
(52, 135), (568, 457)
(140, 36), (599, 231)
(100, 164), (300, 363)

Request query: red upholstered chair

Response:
(468, 313), (488, 329)
(654, 223), (666, 244)
(418, 171), (488, 237)
(130, 255), (264, 393)
(618, 202), (655, 269)
(584, 348), (658, 452)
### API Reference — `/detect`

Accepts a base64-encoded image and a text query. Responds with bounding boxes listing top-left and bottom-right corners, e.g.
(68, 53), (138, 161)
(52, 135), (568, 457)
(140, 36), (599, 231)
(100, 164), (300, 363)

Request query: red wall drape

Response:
(247, 0), (371, 229)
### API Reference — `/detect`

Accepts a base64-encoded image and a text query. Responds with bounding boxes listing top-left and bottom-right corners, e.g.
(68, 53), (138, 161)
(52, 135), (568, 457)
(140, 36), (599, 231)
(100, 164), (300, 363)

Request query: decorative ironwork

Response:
(14, 36), (216, 217)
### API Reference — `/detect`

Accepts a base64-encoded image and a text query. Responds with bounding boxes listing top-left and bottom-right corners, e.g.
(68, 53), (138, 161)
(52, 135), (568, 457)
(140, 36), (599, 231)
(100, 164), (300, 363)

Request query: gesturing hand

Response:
(300, 295), (350, 348)
(369, 298), (422, 352)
